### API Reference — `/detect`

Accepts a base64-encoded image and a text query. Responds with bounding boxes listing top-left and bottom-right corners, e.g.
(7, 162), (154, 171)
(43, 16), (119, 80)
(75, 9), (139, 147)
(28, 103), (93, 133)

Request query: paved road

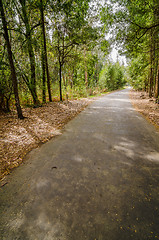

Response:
(1, 88), (159, 240)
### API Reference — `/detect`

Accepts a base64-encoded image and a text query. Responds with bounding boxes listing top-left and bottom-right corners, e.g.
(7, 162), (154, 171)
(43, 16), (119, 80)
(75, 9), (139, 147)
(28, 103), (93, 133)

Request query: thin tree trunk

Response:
(95, 63), (98, 85)
(5, 97), (10, 112)
(40, 0), (52, 102)
(59, 61), (62, 101)
(149, 30), (153, 98)
(41, 48), (46, 103)
(40, 0), (46, 103)
(84, 47), (88, 88)
(153, 0), (158, 98)
(63, 75), (66, 88)
(71, 68), (74, 88)
(20, 0), (39, 105)
(0, 0), (24, 119)
(155, 62), (159, 99)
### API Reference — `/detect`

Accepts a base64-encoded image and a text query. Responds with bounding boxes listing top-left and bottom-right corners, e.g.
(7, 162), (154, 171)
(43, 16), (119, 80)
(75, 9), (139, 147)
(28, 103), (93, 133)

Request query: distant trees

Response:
(51, 0), (99, 100)
(0, 0), (127, 118)
(0, 0), (24, 118)
(19, 0), (40, 105)
(99, 62), (126, 91)
(101, 0), (159, 100)
(39, 0), (52, 103)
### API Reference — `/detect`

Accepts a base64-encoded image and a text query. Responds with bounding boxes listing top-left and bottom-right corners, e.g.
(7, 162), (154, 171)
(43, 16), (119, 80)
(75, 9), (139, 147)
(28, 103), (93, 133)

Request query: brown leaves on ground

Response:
(0, 99), (91, 180)
(1, 90), (158, 181)
(130, 90), (159, 130)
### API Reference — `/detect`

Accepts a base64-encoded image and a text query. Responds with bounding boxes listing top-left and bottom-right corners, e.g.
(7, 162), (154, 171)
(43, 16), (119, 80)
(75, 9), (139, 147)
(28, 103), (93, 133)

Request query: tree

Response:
(101, 0), (159, 98)
(18, 0), (39, 105)
(53, 23), (77, 101)
(0, 0), (113, 112)
(51, 0), (94, 101)
(0, 0), (24, 119)
(40, 0), (52, 102)
(99, 61), (126, 91)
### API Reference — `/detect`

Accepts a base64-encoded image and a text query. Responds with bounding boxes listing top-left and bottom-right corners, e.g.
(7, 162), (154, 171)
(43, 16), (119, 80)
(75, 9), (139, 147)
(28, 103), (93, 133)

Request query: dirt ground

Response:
(0, 99), (91, 180)
(130, 90), (159, 131)
(0, 89), (159, 181)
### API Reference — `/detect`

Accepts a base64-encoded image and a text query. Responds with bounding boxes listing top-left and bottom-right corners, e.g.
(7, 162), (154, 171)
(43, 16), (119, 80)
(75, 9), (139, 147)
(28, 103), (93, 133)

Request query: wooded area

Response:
(0, 0), (159, 118)
(101, 0), (159, 99)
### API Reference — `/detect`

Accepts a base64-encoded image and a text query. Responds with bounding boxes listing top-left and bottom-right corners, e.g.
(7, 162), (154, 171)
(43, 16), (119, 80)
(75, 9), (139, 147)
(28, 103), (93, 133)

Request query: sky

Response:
(105, 31), (127, 66)
(109, 48), (127, 66)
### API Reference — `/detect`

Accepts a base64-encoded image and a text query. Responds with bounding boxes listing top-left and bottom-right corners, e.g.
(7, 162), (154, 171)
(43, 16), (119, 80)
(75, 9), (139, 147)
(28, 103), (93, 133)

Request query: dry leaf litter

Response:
(130, 90), (159, 130)
(1, 90), (159, 181)
(0, 99), (91, 180)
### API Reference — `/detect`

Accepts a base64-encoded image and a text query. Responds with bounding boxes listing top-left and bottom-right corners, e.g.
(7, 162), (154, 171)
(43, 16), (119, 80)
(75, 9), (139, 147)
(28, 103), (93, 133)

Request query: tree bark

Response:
(0, 0), (24, 119)
(59, 61), (62, 101)
(40, 0), (52, 102)
(20, 0), (39, 105)
(84, 47), (88, 88)
(149, 30), (153, 98)
(155, 62), (159, 99)
(41, 47), (46, 103)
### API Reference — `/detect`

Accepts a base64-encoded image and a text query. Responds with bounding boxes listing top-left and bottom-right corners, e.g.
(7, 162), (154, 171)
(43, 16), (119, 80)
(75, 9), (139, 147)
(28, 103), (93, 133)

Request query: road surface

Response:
(1, 88), (159, 240)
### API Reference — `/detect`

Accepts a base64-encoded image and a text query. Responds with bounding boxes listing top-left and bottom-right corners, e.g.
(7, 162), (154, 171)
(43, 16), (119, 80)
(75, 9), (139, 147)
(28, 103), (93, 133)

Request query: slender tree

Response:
(84, 46), (88, 88)
(0, 0), (24, 119)
(19, 0), (39, 105)
(101, 0), (159, 97)
(41, 37), (46, 103)
(40, 0), (52, 102)
(155, 60), (159, 100)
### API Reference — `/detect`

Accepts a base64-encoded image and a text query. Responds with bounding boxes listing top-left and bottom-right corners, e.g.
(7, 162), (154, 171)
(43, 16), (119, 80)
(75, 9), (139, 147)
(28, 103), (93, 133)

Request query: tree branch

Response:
(127, 19), (159, 30)
(134, 28), (149, 44)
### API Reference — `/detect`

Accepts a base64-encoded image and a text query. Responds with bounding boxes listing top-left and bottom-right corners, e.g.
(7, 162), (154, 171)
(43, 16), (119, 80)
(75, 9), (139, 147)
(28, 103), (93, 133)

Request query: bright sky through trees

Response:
(1, 0), (158, 118)
(110, 48), (127, 66)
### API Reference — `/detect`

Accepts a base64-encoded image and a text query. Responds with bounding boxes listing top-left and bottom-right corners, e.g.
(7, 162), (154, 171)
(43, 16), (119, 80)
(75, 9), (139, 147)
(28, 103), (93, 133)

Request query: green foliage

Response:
(0, 40), (13, 112)
(101, 0), (159, 97)
(1, 0), (129, 114)
(128, 55), (149, 90)
(99, 62), (126, 91)
(0, 66), (13, 112)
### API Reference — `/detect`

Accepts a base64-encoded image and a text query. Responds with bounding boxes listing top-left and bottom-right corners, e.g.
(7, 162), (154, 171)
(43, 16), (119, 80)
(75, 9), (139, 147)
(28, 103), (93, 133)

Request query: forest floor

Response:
(0, 98), (92, 180)
(0, 89), (159, 181)
(130, 89), (159, 131)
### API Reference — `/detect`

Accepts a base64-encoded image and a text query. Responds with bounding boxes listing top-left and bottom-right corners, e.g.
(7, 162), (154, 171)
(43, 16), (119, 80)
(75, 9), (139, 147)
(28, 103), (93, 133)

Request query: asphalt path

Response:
(1, 88), (159, 240)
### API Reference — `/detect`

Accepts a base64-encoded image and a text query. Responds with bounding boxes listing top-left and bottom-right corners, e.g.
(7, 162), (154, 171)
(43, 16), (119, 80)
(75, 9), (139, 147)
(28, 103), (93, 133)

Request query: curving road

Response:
(1, 88), (159, 240)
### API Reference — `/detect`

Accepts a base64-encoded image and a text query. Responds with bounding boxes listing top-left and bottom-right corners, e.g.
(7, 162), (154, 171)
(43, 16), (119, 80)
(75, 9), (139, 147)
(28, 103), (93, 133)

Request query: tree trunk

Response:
(84, 47), (88, 88)
(71, 68), (74, 88)
(40, 0), (46, 103)
(63, 75), (66, 88)
(153, 0), (158, 99)
(149, 29), (153, 97)
(41, 48), (46, 103)
(5, 97), (10, 112)
(20, 0), (39, 105)
(68, 69), (73, 88)
(0, 0), (24, 119)
(40, 0), (52, 102)
(155, 62), (159, 99)
(59, 61), (62, 101)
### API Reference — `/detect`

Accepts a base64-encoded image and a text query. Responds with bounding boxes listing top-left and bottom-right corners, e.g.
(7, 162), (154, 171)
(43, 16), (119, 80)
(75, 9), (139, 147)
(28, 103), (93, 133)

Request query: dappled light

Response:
(74, 155), (83, 163)
(146, 152), (159, 163)
(1, 89), (159, 240)
(107, 98), (131, 103)
(9, 213), (25, 230)
(0, 0), (159, 238)
(0, 100), (89, 178)
(114, 143), (135, 159)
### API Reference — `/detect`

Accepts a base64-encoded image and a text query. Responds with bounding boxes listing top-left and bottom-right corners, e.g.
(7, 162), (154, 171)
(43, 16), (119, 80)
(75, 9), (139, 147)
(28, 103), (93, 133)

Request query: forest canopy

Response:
(101, 0), (159, 98)
(0, 0), (159, 118)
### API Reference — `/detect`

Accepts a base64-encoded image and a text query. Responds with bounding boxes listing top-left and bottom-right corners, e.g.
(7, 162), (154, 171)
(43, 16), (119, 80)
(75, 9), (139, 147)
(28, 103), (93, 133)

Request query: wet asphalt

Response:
(0, 88), (159, 240)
